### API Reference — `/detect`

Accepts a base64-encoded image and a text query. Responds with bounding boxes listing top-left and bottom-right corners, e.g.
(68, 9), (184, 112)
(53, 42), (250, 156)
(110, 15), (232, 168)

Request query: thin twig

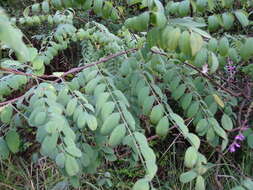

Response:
(0, 182), (17, 190)
(54, 47), (138, 82)
(150, 49), (243, 98)
(183, 61), (242, 97)
(0, 68), (50, 81)
(215, 151), (224, 190)
(0, 94), (25, 106)
(0, 48), (138, 106)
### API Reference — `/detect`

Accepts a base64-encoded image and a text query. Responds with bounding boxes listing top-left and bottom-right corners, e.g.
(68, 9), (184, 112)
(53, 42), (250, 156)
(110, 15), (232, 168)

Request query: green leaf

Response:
(42, 1), (50, 13)
(235, 10), (249, 27)
(65, 155), (79, 176)
(222, 12), (234, 30)
(170, 113), (189, 136)
(219, 37), (229, 56)
(34, 112), (47, 126)
(122, 110), (136, 131)
(187, 101), (200, 118)
(100, 113), (120, 135)
(150, 104), (164, 124)
(0, 12), (29, 61)
(206, 128), (216, 144)
(125, 12), (150, 32)
(208, 38), (218, 52)
(77, 112), (86, 129)
(51, 181), (68, 190)
(231, 186), (246, 190)
(28, 47), (38, 61)
(152, 11), (167, 28)
(169, 76), (181, 91)
(240, 38), (253, 61)
(133, 179), (149, 190)
(212, 94), (224, 108)
(146, 160), (158, 180)
(194, 48), (208, 68)
(195, 176), (205, 190)
(143, 96), (155, 115)
(242, 179), (253, 190)
(210, 52), (219, 74)
(85, 77), (102, 94)
(84, 103), (95, 113)
(65, 145), (82, 158)
(196, 119), (208, 134)
(41, 133), (59, 156)
(187, 133), (200, 150)
(172, 84), (186, 100)
(113, 90), (130, 107)
(179, 30), (191, 56)
(247, 134), (253, 148)
(5, 130), (20, 153)
(166, 27), (181, 51)
(208, 15), (220, 32)
(32, 56), (44, 70)
(138, 87), (150, 106)
(109, 124), (126, 147)
(181, 93), (193, 110)
(180, 170), (198, 183)
(209, 118), (227, 140)
(86, 114), (97, 131)
(0, 137), (10, 159)
(190, 32), (203, 56)
(101, 101), (115, 121)
(80, 152), (90, 167)
(155, 116), (169, 137)
(221, 114), (233, 131)
(65, 98), (78, 116)
(55, 153), (65, 168)
(93, 0), (103, 16)
(96, 92), (110, 111)
(0, 105), (13, 124)
(221, 138), (228, 151)
(69, 176), (80, 188)
(179, 0), (190, 17)
(184, 146), (198, 168)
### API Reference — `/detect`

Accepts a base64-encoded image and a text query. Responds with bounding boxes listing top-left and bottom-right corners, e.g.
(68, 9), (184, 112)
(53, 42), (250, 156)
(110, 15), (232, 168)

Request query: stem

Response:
(0, 48), (138, 106)
(150, 49), (243, 98)
(54, 47), (138, 82)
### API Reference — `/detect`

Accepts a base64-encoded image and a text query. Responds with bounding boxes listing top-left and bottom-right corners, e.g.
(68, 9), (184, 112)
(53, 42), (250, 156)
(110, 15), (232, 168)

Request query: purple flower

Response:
(229, 133), (246, 153)
(234, 142), (240, 148)
(226, 65), (236, 71)
(235, 134), (245, 141)
(228, 122), (249, 153)
(229, 144), (236, 152)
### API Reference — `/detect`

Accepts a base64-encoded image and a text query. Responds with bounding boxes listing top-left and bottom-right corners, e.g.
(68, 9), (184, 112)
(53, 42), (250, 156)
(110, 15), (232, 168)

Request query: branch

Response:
(182, 61), (242, 97)
(215, 152), (224, 190)
(55, 48), (138, 82)
(0, 94), (25, 106)
(150, 49), (243, 97)
(0, 48), (138, 106)
(0, 68), (53, 80)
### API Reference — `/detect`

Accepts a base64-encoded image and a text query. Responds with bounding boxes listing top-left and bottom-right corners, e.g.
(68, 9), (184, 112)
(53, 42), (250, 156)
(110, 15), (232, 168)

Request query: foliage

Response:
(0, 0), (253, 189)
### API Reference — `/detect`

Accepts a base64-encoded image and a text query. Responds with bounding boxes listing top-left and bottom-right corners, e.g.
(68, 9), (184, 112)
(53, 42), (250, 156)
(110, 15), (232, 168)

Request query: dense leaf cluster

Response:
(0, 0), (253, 189)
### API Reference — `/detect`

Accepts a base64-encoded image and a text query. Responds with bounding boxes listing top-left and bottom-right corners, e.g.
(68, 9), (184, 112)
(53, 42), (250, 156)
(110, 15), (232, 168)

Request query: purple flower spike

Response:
(229, 145), (236, 153)
(235, 134), (245, 141)
(228, 121), (249, 153)
(234, 142), (240, 148)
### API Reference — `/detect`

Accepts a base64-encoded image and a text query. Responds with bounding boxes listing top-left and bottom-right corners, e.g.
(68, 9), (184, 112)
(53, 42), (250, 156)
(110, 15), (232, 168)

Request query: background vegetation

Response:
(0, 0), (253, 189)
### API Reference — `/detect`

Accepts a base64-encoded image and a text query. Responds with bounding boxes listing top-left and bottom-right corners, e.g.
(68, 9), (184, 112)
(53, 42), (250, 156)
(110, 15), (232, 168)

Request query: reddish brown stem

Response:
(0, 48), (138, 106)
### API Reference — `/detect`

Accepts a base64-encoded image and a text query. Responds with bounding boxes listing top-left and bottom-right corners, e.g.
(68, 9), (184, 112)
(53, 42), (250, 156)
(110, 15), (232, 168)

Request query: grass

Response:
(0, 158), (62, 190)
(0, 135), (252, 190)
